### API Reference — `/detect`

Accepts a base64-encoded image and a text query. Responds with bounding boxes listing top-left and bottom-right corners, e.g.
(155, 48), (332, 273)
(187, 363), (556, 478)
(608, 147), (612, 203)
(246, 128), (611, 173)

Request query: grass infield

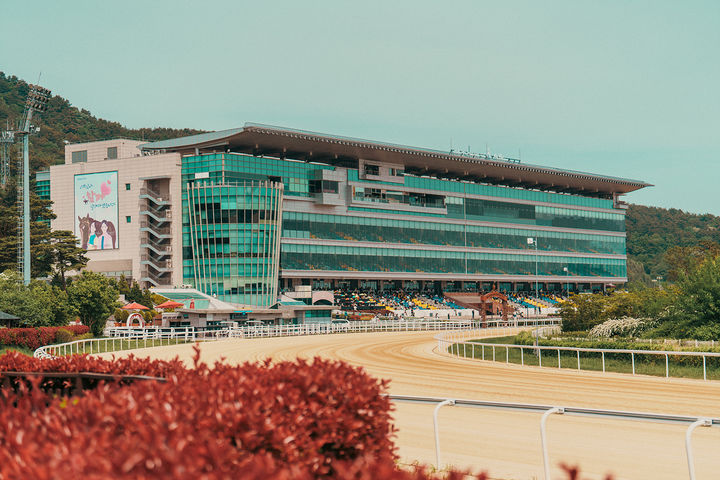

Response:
(449, 336), (720, 380)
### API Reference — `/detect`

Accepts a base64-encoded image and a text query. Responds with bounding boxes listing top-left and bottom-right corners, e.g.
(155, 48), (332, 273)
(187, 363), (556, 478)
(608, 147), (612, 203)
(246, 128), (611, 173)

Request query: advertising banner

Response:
(74, 171), (119, 250)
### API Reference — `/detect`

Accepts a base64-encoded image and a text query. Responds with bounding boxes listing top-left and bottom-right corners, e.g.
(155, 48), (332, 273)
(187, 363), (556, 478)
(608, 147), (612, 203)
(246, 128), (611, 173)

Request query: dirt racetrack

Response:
(103, 330), (720, 479)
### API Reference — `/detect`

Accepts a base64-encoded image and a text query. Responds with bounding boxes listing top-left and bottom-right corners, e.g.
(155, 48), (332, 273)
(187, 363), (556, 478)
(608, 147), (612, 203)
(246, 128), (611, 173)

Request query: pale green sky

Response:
(2, 0), (719, 213)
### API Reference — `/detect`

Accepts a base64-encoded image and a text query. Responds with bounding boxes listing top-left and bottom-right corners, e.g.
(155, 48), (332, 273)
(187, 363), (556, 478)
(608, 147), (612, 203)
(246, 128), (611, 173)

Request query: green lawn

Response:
(0, 346), (33, 357)
(44, 336), (190, 356)
(449, 336), (720, 380)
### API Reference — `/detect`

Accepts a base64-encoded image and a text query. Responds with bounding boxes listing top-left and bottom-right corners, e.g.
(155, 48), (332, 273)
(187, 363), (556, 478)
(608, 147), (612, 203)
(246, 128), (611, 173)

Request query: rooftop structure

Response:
(141, 123), (651, 199)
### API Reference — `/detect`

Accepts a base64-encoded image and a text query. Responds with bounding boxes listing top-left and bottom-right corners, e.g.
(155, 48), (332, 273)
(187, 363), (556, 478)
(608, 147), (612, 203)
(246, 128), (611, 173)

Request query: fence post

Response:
(686, 418), (712, 480)
(557, 349), (560, 369)
(433, 399), (455, 468)
(703, 356), (706, 381)
(539, 348), (542, 367)
(506, 346), (509, 364)
(493, 345), (495, 362)
(521, 347), (524, 366)
(540, 407), (564, 480)
(666, 354), (669, 378)
(602, 352), (605, 373)
(631, 352), (635, 375)
(577, 350), (580, 371)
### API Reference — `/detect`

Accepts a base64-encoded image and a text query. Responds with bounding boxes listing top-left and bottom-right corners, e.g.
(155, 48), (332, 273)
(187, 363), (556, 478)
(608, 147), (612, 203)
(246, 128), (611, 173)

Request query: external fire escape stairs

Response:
(138, 185), (173, 288)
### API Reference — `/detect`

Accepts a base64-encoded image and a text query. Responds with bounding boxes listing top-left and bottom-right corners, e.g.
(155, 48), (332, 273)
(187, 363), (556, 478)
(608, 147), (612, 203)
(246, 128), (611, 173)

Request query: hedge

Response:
(0, 348), (610, 479)
(0, 325), (90, 351)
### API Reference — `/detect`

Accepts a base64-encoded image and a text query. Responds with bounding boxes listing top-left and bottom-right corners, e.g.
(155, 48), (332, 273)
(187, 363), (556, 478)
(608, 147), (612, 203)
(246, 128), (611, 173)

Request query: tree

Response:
(66, 271), (119, 336)
(0, 190), (58, 277)
(0, 271), (75, 327)
(34, 230), (88, 288)
(664, 241), (720, 282)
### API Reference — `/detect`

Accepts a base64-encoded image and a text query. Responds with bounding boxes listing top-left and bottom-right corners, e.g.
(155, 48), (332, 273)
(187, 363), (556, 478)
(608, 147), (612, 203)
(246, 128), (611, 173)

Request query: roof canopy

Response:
(141, 123), (651, 197)
(122, 302), (149, 310)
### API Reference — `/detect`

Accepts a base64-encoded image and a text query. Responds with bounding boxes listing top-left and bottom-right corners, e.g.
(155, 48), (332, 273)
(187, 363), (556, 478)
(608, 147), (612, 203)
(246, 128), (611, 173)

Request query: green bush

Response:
(54, 328), (74, 344)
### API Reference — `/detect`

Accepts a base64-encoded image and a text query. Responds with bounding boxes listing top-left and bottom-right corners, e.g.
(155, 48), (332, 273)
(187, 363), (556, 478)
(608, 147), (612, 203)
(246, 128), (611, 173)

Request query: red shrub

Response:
(0, 349), (601, 479)
(0, 325), (90, 351)
(0, 348), (401, 478)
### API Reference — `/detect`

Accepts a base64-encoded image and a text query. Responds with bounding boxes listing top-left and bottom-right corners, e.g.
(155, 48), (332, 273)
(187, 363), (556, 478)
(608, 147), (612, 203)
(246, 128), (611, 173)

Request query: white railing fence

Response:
(35, 318), (558, 359)
(388, 394), (719, 480)
(437, 328), (720, 381)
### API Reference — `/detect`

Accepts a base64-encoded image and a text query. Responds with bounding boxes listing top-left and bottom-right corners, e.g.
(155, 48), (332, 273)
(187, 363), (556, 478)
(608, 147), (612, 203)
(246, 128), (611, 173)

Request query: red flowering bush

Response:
(0, 348), (605, 479)
(0, 348), (411, 479)
(0, 325), (89, 351)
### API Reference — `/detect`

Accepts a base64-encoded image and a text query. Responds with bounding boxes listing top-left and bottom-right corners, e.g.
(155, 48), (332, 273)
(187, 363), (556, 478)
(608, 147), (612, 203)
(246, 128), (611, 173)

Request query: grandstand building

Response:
(38, 123), (649, 306)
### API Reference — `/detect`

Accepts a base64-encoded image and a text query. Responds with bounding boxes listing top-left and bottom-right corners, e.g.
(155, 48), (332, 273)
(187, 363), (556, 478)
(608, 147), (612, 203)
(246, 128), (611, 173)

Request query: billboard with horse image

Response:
(74, 171), (119, 250)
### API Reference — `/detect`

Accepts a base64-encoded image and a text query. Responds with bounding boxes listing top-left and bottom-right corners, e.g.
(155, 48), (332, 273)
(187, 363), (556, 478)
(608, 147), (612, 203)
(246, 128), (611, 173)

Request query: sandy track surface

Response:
(102, 331), (720, 479)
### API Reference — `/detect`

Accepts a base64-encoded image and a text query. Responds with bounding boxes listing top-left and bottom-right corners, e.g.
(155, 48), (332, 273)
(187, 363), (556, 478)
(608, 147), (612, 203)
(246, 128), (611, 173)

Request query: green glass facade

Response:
(183, 169), (283, 306)
(281, 243), (625, 277)
(180, 151), (628, 298)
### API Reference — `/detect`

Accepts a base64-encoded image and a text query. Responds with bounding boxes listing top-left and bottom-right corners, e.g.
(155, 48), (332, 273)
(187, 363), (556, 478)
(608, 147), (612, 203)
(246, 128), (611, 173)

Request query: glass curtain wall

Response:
(185, 180), (283, 306)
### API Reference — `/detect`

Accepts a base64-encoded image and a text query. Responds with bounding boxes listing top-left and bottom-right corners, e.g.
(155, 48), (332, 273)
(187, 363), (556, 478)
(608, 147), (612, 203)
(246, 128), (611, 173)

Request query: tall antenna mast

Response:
(15, 83), (51, 285)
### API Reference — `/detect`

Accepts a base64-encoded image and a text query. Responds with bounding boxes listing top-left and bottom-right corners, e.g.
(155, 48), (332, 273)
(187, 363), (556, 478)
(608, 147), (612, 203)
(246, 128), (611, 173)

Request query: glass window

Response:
(125, 183), (131, 190)
(107, 147), (118, 159)
(364, 164), (380, 176)
(71, 150), (87, 163)
(126, 216), (131, 223)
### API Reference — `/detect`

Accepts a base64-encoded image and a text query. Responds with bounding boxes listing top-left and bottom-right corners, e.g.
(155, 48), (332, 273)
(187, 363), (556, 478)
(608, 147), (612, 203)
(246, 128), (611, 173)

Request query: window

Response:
(71, 150), (87, 163)
(126, 216), (131, 223)
(309, 180), (339, 194)
(125, 183), (131, 191)
(364, 164), (379, 176)
(107, 147), (118, 159)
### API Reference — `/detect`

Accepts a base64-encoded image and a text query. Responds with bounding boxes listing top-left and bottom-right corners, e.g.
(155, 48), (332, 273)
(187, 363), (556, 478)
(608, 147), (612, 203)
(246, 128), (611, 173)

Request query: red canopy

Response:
(155, 300), (185, 309)
(122, 302), (149, 310)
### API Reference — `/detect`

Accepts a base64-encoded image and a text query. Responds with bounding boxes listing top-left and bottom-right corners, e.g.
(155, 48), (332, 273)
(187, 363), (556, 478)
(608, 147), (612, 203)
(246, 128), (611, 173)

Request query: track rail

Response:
(436, 328), (720, 380)
(35, 319), (560, 359)
(388, 394), (719, 480)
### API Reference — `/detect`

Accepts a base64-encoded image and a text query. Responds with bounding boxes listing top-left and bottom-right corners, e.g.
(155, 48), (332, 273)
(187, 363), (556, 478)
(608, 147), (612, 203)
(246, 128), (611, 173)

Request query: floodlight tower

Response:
(16, 84), (51, 285)
(0, 121), (13, 188)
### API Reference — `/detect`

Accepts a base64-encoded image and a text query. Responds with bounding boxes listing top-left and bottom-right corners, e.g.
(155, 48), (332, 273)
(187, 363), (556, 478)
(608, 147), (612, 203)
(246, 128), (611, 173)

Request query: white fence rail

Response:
(437, 327), (720, 381)
(35, 319), (559, 359)
(388, 394), (719, 480)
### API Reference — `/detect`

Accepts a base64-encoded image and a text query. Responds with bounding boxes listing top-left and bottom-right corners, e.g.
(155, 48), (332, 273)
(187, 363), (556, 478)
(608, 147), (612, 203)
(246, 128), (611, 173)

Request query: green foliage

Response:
(626, 204), (720, 280)
(558, 295), (609, 332)
(113, 308), (130, 323)
(559, 288), (675, 333)
(66, 271), (119, 336)
(0, 72), (204, 176)
(114, 277), (154, 308)
(0, 271), (76, 327)
(0, 191), (60, 277)
(660, 255), (720, 339)
(54, 328), (74, 344)
(34, 230), (88, 288)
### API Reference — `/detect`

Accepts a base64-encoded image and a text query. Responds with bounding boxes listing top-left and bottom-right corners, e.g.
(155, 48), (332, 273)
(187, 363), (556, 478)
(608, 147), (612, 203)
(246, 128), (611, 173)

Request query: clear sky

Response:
(2, 1), (718, 214)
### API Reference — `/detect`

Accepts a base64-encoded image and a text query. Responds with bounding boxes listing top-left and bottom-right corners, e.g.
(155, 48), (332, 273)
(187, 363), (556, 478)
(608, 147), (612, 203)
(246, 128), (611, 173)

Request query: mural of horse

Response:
(77, 214), (117, 250)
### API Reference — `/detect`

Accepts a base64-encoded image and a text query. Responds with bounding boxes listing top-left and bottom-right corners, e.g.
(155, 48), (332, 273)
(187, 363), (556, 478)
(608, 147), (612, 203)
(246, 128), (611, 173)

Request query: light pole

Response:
(527, 237), (539, 302)
(563, 266), (569, 296)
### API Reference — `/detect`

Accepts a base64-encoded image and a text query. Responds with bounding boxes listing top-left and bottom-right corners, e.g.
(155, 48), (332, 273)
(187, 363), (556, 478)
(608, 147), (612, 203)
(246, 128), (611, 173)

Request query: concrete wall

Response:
(50, 151), (183, 284)
(65, 139), (145, 165)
